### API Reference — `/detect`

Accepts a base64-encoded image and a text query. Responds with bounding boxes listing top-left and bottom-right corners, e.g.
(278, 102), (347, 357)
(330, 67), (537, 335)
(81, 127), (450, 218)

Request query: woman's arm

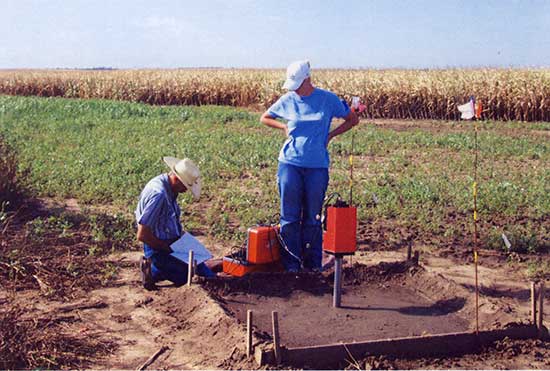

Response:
(260, 112), (288, 137)
(327, 111), (359, 143)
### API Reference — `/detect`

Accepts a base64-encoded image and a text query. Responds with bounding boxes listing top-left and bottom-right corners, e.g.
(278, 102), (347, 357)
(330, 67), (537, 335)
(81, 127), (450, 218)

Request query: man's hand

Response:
(161, 240), (174, 254)
(163, 236), (181, 253)
(137, 224), (175, 254)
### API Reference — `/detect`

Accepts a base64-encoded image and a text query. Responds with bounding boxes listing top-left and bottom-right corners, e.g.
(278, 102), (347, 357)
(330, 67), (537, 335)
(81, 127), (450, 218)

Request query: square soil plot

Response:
(205, 262), (471, 348)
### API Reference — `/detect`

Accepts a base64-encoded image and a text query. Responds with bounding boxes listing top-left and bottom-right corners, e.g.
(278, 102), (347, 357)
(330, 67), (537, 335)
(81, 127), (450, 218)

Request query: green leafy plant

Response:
(526, 258), (550, 280)
(0, 95), (548, 250)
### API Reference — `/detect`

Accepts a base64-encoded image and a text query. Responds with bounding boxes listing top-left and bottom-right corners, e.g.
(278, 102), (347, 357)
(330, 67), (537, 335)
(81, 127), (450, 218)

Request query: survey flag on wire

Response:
(458, 96), (482, 120)
(458, 98), (476, 120)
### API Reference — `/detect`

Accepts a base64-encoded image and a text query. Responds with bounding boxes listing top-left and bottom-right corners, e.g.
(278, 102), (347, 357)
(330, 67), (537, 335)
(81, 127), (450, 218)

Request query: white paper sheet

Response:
(170, 232), (213, 265)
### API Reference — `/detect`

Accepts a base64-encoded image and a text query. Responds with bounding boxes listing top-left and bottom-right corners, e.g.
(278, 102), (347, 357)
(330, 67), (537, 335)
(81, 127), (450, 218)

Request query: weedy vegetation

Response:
(0, 117), (132, 369)
(0, 68), (549, 369)
(0, 304), (115, 369)
(0, 95), (548, 258)
(0, 134), (22, 215)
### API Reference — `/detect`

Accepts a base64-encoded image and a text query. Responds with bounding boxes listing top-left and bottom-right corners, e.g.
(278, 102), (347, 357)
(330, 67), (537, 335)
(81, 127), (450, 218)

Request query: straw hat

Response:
(163, 157), (202, 200)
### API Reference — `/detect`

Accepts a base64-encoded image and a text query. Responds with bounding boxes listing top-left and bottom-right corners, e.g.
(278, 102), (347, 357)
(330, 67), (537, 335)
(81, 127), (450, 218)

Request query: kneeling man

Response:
(136, 156), (214, 290)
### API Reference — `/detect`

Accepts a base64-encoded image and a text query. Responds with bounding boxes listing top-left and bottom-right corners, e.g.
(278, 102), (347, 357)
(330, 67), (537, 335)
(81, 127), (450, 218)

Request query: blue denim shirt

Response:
(135, 174), (182, 258)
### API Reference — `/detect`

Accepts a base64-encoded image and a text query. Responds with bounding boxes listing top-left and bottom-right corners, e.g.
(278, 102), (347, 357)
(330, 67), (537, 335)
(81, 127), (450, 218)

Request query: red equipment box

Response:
(246, 226), (281, 264)
(323, 206), (357, 255)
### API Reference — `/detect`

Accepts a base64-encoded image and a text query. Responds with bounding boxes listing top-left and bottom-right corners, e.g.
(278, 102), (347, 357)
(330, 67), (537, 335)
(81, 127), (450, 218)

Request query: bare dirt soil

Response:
(1, 197), (549, 370)
(0, 199), (255, 370)
(206, 262), (470, 347)
(350, 338), (550, 370)
(372, 118), (550, 139)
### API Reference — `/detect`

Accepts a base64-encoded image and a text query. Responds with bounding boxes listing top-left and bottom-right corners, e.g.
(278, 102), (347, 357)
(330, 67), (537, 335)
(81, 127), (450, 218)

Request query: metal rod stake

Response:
(272, 311), (282, 365)
(333, 256), (343, 308)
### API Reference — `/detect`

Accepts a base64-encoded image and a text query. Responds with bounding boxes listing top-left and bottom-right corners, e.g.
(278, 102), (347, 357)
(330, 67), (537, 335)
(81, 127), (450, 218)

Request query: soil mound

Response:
(204, 260), (421, 300)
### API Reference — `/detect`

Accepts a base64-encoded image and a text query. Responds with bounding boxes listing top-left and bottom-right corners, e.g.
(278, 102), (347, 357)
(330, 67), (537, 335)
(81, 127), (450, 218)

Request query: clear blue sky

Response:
(2, 0), (549, 69)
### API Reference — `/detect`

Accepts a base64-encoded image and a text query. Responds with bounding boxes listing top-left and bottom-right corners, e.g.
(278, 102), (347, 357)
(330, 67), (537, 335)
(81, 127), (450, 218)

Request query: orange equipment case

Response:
(323, 206), (357, 255)
(246, 226), (281, 264)
(222, 226), (282, 277)
(222, 257), (283, 277)
(222, 257), (263, 277)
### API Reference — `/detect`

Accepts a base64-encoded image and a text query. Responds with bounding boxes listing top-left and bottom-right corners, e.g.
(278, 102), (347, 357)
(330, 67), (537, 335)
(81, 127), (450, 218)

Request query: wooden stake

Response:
(537, 281), (544, 337)
(407, 242), (412, 260)
(57, 300), (107, 313)
(187, 250), (194, 286)
(272, 311), (282, 365)
(137, 345), (169, 370)
(531, 281), (537, 325)
(413, 250), (419, 265)
(246, 310), (253, 357)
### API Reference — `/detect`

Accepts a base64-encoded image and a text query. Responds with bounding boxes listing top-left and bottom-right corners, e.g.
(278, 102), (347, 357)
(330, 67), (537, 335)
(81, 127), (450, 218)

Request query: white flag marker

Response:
(501, 233), (512, 250)
(458, 99), (475, 120)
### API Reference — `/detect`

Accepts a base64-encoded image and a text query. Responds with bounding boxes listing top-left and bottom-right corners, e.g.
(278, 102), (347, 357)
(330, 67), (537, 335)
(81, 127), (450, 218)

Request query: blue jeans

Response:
(144, 243), (215, 286)
(277, 162), (329, 271)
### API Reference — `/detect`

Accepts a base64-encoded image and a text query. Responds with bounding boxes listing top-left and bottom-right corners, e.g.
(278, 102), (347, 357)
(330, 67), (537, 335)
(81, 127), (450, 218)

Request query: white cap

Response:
(282, 60), (311, 91)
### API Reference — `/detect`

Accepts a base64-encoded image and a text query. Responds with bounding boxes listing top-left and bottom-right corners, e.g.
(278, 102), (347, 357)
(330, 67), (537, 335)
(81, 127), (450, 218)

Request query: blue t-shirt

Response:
(135, 174), (183, 258)
(267, 88), (350, 168)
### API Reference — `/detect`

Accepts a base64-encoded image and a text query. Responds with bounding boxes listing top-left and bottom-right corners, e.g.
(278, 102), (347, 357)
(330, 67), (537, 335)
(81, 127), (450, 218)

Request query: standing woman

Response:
(260, 61), (359, 272)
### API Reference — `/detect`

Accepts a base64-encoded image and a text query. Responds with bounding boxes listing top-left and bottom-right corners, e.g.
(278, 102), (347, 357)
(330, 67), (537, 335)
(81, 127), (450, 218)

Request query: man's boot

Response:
(140, 256), (155, 290)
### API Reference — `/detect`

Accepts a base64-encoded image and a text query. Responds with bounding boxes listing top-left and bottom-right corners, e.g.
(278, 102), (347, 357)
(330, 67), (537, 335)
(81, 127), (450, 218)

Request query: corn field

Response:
(1, 68), (549, 121)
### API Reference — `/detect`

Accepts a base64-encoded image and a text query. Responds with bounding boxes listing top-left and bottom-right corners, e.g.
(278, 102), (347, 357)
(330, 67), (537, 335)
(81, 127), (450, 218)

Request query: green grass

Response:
(0, 95), (548, 252)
